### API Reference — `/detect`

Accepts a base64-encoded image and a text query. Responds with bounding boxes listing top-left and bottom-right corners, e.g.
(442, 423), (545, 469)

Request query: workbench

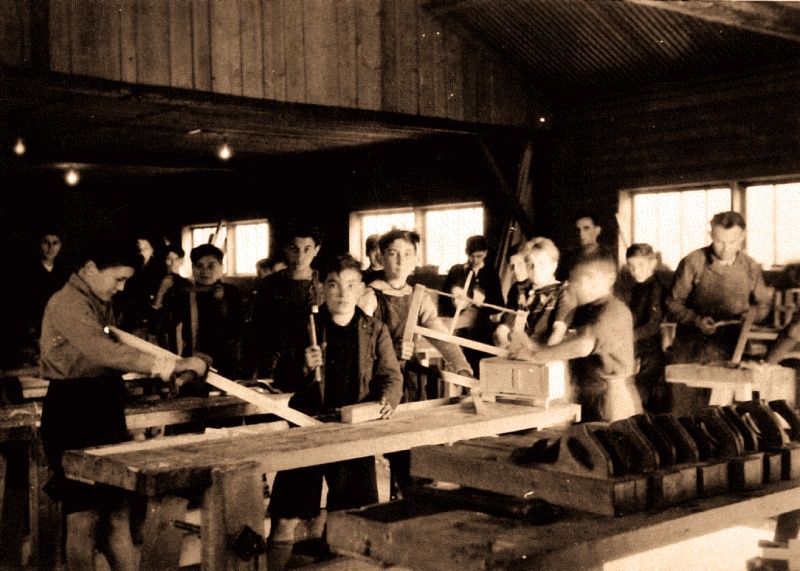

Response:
(326, 478), (800, 571)
(61, 399), (580, 570)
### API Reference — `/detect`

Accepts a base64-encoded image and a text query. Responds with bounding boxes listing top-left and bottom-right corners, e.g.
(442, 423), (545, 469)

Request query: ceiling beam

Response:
(628, 0), (800, 44)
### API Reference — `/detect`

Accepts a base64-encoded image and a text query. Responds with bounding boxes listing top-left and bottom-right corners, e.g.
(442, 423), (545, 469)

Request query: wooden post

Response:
(138, 496), (189, 571)
(201, 460), (265, 571)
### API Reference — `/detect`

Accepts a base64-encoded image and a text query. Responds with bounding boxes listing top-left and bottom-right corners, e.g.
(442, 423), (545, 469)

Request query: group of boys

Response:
(40, 210), (772, 570)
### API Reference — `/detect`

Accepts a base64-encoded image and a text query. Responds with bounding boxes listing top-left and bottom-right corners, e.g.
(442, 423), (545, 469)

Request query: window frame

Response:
(349, 201), (485, 274)
(181, 218), (270, 277)
(619, 174), (800, 270)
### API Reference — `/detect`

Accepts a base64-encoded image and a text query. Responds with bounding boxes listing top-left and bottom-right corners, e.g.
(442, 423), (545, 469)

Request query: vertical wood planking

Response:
(210, 0), (242, 95)
(49, 0), (71, 73)
(379, 0), (397, 112)
(429, 15), (446, 118)
(417, 1), (435, 118)
(119, 0), (138, 83)
(240, 0), (264, 98)
(70, 2), (96, 77)
(169, 1), (194, 89)
(136, 0), (170, 86)
(263, 0), (286, 100)
(304, 0), (338, 106)
(0, 0), (25, 66)
(461, 37), (478, 123)
(393, 0), (419, 115)
(284, 0), (306, 103)
(476, 50), (493, 124)
(192, 0), (212, 91)
(93, 2), (121, 81)
(335, 0), (358, 108)
(355, 0), (381, 110)
(441, 19), (462, 121)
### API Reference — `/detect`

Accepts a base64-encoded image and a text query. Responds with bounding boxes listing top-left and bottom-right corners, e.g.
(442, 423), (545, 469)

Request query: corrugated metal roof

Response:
(427, 0), (800, 96)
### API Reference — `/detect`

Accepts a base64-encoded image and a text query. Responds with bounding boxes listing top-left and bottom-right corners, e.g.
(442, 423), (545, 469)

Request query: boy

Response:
(38, 233), (207, 571)
(359, 229), (472, 498)
(508, 256), (640, 422)
(252, 223), (325, 382)
(361, 234), (384, 285)
(440, 235), (504, 374)
(617, 243), (669, 413)
(266, 254), (402, 571)
(160, 243), (245, 381)
(495, 237), (575, 348)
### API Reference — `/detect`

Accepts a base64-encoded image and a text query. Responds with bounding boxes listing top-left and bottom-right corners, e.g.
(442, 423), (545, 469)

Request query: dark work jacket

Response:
(274, 307), (403, 413)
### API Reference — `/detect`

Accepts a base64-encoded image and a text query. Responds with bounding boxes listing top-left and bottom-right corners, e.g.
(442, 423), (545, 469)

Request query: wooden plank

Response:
(240, 0), (264, 98)
(169, 0), (194, 89)
(136, 0), (170, 85)
(192, 0), (212, 91)
(119, 0), (137, 83)
(107, 326), (321, 427)
(48, 0), (71, 73)
(441, 20), (463, 121)
(328, 479), (800, 571)
(284, 0), (306, 102)
(355, 0), (381, 110)
(304, 0), (338, 105)
(392, 0), (419, 115)
(0, 0), (25, 66)
(341, 396), (465, 424)
(63, 401), (580, 497)
(94, 1), (121, 80)
(201, 461), (264, 571)
(263, 0), (286, 100)
(210, 0), (242, 95)
(335, 0), (358, 108)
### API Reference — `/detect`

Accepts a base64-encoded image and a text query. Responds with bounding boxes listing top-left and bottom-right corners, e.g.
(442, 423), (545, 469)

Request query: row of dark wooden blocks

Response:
(410, 399), (800, 516)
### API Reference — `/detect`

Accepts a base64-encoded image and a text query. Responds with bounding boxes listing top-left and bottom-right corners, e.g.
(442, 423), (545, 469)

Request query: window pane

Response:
(235, 223), (269, 275)
(775, 183), (800, 265)
(746, 185), (775, 267)
(425, 207), (484, 273)
(632, 188), (731, 270)
(747, 182), (800, 267)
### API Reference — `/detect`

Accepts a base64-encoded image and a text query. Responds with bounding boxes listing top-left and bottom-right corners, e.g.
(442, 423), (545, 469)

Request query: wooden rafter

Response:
(628, 0), (800, 44)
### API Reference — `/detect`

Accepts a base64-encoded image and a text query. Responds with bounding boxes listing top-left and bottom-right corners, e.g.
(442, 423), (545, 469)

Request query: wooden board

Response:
(327, 479), (800, 571)
(62, 401), (580, 497)
(410, 435), (649, 516)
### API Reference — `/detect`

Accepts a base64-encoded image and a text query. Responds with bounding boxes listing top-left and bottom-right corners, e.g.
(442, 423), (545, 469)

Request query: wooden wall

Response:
(548, 60), (800, 252)
(0, 0), (541, 128)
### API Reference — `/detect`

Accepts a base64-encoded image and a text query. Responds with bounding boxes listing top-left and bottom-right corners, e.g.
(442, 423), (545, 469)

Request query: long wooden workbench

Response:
(61, 400), (580, 570)
(327, 478), (800, 571)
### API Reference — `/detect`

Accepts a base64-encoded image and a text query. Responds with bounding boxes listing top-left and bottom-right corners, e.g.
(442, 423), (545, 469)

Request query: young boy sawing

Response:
(508, 256), (640, 423)
(266, 254), (403, 571)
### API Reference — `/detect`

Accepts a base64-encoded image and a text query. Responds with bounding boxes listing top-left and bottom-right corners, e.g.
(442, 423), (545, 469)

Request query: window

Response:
(746, 182), (800, 267)
(619, 180), (800, 270)
(182, 220), (269, 276)
(349, 203), (484, 274)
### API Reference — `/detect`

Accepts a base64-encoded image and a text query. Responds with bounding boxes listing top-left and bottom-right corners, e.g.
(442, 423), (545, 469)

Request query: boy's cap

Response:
(626, 243), (655, 259)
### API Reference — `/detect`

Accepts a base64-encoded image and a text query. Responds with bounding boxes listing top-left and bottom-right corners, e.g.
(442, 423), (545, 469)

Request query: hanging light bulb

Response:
(13, 137), (25, 156)
(218, 142), (232, 161)
(65, 167), (79, 186)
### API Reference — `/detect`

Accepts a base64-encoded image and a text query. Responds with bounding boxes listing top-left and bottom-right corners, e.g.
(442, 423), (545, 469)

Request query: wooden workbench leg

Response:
(29, 437), (62, 570)
(775, 509), (800, 543)
(138, 495), (188, 571)
(201, 461), (265, 571)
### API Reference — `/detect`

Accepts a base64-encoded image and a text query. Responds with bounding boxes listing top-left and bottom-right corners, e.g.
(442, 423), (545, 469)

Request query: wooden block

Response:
(730, 452), (765, 491)
(764, 451), (784, 484)
(650, 464), (698, 508)
(782, 444), (800, 480)
(341, 402), (383, 424)
(480, 357), (566, 402)
(697, 460), (730, 497)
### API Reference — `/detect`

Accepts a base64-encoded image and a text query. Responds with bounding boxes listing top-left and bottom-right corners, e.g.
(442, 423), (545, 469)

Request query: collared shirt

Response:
(40, 273), (152, 380)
